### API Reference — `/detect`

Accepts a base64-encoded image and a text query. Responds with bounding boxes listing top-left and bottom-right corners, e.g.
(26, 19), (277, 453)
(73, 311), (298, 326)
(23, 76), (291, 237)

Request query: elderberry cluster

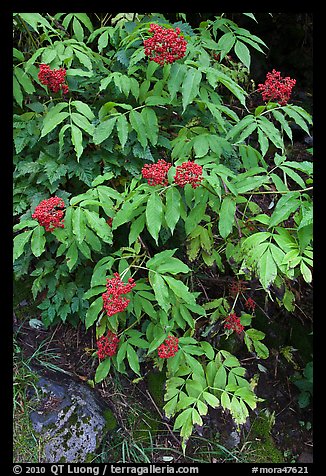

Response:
(223, 313), (244, 334)
(97, 331), (120, 359)
(174, 161), (203, 189)
(38, 64), (69, 94)
(258, 69), (296, 106)
(102, 273), (136, 317)
(157, 336), (179, 358)
(141, 160), (203, 189)
(144, 24), (187, 65)
(32, 196), (65, 232)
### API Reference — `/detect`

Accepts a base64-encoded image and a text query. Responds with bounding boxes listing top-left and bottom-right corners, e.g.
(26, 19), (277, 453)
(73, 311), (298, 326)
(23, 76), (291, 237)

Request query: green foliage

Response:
(13, 12), (313, 454)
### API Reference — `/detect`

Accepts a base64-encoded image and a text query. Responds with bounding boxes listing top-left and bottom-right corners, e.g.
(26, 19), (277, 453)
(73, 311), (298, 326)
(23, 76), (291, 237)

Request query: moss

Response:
(248, 412), (285, 463)
(103, 408), (118, 432)
(147, 370), (166, 409)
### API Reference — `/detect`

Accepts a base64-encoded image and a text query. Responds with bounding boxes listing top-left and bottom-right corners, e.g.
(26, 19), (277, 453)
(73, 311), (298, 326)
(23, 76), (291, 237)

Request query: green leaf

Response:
(128, 214), (146, 246)
(73, 17), (84, 42)
(71, 113), (94, 136)
(300, 260), (312, 283)
(84, 209), (112, 243)
(203, 391), (220, 408)
(31, 226), (46, 257)
(146, 192), (163, 244)
(200, 341), (215, 360)
(252, 340), (269, 359)
(269, 193), (300, 228)
(213, 365), (227, 391)
(163, 276), (195, 304)
(141, 108), (158, 146)
(41, 112), (69, 137)
(182, 68), (202, 112)
(116, 114), (129, 148)
(234, 40), (251, 70)
(165, 187), (181, 235)
(71, 100), (95, 120)
(126, 344), (141, 376)
(13, 76), (23, 107)
(14, 66), (35, 94)
(173, 408), (193, 430)
(218, 195), (236, 239)
(148, 271), (170, 312)
(95, 358), (111, 383)
(13, 230), (33, 260)
(155, 258), (191, 275)
(66, 242), (79, 271)
(72, 207), (87, 243)
(168, 63), (187, 100)
(258, 248), (278, 290)
(129, 109), (148, 148)
(85, 296), (103, 329)
(71, 124), (84, 160)
(216, 32), (235, 56)
(93, 117), (117, 145)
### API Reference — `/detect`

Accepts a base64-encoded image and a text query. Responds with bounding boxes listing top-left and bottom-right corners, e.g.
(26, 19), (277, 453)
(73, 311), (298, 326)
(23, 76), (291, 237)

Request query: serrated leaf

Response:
(71, 124), (84, 160)
(141, 107), (158, 146)
(72, 207), (86, 243)
(31, 226), (46, 257)
(93, 116), (117, 145)
(41, 112), (69, 137)
(145, 192), (163, 244)
(168, 62), (187, 100)
(155, 258), (190, 275)
(116, 114), (129, 148)
(165, 187), (181, 235)
(218, 195), (236, 239)
(13, 230), (33, 260)
(126, 344), (141, 375)
(234, 40), (251, 70)
(95, 357), (111, 383)
(148, 271), (170, 312)
(129, 109), (148, 148)
(85, 296), (103, 329)
(203, 391), (220, 408)
(182, 68), (202, 112)
(258, 248), (278, 290)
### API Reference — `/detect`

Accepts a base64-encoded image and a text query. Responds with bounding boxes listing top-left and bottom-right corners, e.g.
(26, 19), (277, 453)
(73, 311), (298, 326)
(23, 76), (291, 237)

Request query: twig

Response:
(145, 390), (181, 446)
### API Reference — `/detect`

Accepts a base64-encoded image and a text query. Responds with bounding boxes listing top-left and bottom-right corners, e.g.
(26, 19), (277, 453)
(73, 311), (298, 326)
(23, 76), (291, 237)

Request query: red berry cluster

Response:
(258, 69), (296, 106)
(38, 64), (69, 94)
(229, 279), (247, 297)
(174, 161), (203, 189)
(158, 336), (179, 358)
(141, 159), (172, 186)
(102, 273), (136, 317)
(97, 330), (120, 359)
(245, 297), (256, 312)
(223, 313), (244, 334)
(32, 196), (65, 232)
(144, 24), (187, 65)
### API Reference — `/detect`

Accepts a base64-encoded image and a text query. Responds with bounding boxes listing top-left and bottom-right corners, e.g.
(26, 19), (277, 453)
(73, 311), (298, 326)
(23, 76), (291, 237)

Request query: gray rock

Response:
(29, 375), (110, 463)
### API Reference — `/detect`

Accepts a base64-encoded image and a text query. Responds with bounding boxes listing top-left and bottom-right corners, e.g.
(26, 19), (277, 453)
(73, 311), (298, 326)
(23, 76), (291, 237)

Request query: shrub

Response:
(13, 12), (313, 451)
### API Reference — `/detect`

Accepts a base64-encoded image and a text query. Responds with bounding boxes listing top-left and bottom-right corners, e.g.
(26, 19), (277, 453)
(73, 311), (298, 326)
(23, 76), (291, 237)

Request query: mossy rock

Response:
(248, 412), (285, 463)
(29, 374), (114, 463)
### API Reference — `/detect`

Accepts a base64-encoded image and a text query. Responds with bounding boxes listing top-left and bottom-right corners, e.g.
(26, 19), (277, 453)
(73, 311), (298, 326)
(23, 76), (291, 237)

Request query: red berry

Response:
(258, 69), (296, 106)
(158, 336), (179, 358)
(144, 24), (187, 65)
(141, 159), (172, 186)
(174, 161), (203, 189)
(32, 196), (65, 232)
